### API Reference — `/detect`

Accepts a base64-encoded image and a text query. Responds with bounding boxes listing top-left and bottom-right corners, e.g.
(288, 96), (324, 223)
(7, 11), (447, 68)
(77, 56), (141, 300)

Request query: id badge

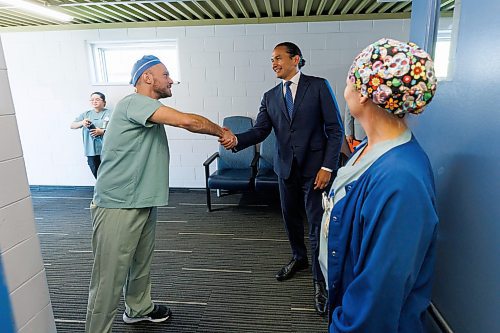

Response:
(321, 191), (334, 238)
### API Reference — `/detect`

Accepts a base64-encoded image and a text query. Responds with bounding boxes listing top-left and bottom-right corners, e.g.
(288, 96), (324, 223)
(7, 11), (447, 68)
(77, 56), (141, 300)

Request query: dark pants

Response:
(87, 155), (101, 179)
(278, 161), (325, 282)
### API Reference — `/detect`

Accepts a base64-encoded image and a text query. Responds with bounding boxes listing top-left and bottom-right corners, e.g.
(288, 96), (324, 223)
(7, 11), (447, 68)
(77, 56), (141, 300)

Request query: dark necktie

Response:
(284, 81), (294, 118)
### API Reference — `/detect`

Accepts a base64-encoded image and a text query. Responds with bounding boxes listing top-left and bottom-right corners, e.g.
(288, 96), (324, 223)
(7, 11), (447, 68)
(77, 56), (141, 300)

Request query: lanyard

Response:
(321, 190), (335, 238)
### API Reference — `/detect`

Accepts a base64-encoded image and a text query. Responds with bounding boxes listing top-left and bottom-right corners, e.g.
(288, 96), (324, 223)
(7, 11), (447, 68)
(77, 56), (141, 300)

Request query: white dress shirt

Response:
(282, 71), (301, 100)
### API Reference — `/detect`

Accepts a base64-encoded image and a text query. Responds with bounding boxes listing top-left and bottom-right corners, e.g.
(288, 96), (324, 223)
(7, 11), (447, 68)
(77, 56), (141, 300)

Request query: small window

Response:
(434, 30), (451, 79)
(434, 2), (461, 81)
(88, 40), (180, 85)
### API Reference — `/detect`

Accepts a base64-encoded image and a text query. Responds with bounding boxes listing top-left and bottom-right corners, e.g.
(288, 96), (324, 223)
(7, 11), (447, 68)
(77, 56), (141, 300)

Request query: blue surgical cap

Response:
(130, 55), (162, 86)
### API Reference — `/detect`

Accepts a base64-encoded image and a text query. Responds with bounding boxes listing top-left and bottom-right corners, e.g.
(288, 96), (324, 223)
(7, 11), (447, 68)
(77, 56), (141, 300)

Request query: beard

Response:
(153, 81), (172, 99)
(158, 90), (172, 99)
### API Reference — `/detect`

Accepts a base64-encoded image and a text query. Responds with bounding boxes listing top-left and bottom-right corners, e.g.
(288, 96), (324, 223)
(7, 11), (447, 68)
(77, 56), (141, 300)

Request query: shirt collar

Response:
(283, 71), (301, 86)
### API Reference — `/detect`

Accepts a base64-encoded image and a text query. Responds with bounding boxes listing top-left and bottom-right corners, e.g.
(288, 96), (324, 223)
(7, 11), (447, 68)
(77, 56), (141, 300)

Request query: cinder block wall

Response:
(1, 20), (409, 187)
(0, 36), (56, 333)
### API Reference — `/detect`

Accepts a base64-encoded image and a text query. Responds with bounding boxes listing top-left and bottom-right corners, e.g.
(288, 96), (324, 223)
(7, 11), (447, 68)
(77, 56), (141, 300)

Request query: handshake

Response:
(218, 127), (238, 150)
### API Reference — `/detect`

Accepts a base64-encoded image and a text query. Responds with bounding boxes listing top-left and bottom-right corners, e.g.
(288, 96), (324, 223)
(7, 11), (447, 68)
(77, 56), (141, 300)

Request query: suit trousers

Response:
(85, 203), (157, 333)
(278, 160), (325, 282)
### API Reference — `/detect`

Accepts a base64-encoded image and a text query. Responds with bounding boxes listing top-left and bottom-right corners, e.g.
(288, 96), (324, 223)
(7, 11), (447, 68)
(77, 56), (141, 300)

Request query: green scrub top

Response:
(93, 93), (170, 208)
(74, 108), (111, 156)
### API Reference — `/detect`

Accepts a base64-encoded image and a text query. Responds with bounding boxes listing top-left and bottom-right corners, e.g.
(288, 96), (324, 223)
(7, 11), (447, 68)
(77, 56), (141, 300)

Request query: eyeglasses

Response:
(90, 98), (103, 102)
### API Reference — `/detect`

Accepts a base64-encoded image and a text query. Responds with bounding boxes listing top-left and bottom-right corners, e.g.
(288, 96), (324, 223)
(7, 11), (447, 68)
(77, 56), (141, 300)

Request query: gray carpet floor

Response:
(31, 186), (328, 333)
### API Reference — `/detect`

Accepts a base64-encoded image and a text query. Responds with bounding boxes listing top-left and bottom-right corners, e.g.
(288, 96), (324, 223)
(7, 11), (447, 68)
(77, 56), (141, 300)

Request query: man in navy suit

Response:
(221, 42), (343, 315)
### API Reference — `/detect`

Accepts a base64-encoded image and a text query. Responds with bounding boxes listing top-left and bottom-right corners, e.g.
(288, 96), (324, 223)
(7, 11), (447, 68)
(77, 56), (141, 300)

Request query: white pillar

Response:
(0, 36), (56, 333)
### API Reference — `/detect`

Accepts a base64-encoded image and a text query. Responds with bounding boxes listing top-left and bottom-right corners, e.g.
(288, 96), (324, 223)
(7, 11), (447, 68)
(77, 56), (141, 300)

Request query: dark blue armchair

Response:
(255, 129), (279, 192)
(203, 116), (258, 212)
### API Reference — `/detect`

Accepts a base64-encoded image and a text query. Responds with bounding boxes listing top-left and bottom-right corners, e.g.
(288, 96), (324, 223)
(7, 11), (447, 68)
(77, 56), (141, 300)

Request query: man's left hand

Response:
(314, 169), (331, 190)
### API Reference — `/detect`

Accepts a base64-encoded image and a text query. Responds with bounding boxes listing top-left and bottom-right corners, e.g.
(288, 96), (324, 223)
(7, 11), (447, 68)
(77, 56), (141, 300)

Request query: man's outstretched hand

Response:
(219, 127), (237, 150)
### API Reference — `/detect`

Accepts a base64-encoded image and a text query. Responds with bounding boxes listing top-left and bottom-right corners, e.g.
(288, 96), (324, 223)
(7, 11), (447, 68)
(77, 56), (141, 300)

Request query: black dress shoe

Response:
(275, 258), (309, 281)
(314, 280), (327, 316)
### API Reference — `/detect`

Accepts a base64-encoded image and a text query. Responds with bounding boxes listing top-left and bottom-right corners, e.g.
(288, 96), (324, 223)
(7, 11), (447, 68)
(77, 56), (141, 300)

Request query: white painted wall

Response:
(1, 20), (409, 187)
(0, 37), (56, 333)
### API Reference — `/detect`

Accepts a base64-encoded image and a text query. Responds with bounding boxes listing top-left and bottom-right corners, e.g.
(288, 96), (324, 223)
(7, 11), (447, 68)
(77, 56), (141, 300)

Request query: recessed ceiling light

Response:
(0, 0), (73, 22)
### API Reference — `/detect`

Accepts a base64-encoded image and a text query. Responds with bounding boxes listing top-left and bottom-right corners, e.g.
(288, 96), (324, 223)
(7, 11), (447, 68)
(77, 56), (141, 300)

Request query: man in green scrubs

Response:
(85, 55), (232, 333)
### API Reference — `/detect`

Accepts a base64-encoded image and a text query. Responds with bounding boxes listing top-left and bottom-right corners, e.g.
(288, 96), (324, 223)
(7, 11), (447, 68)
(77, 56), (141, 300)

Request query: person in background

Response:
(220, 42), (343, 316)
(344, 105), (366, 152)
(319, 38), (438, 332)
(84, 55), (232, 333)
(70, 92), (111, 178)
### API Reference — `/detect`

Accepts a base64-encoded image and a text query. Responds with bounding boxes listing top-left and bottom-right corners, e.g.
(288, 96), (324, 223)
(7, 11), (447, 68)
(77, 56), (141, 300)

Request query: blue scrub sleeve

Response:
(74, 112), (86, 122)
(330, 170), (437, 332)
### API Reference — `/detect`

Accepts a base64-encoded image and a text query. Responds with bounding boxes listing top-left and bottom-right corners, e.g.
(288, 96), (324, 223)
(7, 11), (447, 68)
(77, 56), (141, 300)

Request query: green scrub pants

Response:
(85, 202), (157, 333)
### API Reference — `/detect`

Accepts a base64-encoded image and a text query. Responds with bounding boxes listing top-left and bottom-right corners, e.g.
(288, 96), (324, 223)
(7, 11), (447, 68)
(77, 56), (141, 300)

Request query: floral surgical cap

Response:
(348, 38), (437, 115)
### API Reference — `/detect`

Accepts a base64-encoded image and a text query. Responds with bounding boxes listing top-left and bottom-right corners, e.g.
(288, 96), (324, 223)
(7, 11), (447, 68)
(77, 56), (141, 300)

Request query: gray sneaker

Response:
(122, 304), (172, 324)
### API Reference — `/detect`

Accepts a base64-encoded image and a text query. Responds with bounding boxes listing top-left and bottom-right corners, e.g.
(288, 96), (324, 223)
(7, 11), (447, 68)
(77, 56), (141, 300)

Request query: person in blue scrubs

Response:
(319, 39), (439, 332)
(71, 92), (111, 178)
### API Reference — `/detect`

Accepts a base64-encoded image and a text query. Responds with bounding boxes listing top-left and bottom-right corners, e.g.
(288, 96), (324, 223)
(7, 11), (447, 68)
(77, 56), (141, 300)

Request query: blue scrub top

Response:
(322, 133), (438, 333)
(74, 108), (111, 156)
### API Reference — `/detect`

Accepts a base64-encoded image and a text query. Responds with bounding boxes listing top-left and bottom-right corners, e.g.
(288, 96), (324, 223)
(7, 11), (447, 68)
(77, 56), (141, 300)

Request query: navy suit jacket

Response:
(235, 74), (344, 179)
